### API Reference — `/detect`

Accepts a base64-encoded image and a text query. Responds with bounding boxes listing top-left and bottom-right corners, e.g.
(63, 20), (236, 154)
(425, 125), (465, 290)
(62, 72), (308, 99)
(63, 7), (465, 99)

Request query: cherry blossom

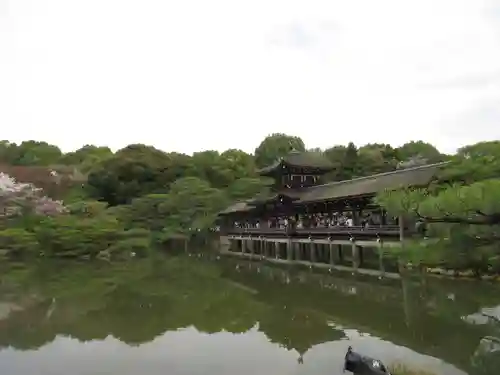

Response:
(0, 172), (66, 218)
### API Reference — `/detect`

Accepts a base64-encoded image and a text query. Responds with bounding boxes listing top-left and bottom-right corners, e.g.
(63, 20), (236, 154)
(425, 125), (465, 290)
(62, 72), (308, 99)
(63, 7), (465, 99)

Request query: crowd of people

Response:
(233, 211), (395, 230)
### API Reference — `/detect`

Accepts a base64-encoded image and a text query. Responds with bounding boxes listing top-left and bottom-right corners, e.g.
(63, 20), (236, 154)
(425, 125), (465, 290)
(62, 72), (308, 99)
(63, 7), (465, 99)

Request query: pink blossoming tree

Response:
(0, 172), (67, 220)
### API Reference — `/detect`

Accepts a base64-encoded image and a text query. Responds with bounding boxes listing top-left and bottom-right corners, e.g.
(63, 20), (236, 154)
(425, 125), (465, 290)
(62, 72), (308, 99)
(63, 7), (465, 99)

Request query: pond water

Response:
(0, 255), (499, 375)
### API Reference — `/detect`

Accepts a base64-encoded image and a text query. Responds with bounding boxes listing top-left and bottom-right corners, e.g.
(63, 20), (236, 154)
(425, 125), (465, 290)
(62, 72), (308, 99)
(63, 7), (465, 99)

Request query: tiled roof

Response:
(257, 150), (334, 176)
(219, 162), (448, 215)
(299, 162), (448, 202)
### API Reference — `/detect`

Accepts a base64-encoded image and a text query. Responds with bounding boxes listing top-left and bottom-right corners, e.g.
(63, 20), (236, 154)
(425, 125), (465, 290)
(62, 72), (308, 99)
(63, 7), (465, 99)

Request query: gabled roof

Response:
(257, 150), (334, 176)
(299, 162), (448, 203)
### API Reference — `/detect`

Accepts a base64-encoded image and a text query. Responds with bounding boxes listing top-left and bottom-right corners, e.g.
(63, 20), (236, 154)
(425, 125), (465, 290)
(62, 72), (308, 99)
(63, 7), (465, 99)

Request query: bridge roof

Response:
(219, 162), (448, 215)
(298, 161), (448, 203)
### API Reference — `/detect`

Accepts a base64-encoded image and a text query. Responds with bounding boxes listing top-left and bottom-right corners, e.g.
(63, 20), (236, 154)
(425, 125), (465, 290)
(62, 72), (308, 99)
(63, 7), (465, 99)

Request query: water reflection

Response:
(0, 257), (499, 375)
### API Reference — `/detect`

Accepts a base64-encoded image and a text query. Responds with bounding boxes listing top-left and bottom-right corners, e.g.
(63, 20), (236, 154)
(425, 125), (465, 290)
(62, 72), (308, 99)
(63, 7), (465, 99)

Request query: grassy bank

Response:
(390, 363), (438, 375)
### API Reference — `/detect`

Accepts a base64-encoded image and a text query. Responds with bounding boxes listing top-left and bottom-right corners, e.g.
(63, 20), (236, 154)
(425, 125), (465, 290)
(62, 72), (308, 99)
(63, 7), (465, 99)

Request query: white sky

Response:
(1, 0), (500, 155)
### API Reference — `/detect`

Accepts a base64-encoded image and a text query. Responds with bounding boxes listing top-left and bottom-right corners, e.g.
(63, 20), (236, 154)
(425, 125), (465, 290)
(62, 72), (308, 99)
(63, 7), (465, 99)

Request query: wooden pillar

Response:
(294, 242), (301, 260)
(351, 205), (360, 226)
(398, 215), (405, 274)
(310, 241), (317, 263)
(249, 237), (254, 256)
(329, 242), (335, 266)
(287, 239), (293, 261)
(219, 236), (230, 252)
(351, 241), (359, 272)
(378, 240), (385, 277)
(275, 242), (280, 259)
(378, 209), (385, 226)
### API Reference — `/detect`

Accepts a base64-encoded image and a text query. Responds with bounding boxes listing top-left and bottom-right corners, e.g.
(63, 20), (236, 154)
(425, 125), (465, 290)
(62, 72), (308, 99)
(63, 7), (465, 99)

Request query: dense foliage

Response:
(376, 141), (500, 275)
(1, 135), (499, 272)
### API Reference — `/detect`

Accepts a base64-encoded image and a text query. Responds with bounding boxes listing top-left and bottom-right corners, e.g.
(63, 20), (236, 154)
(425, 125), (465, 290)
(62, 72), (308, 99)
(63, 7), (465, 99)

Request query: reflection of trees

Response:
(259, 305), (344, 355)
(221, 263), (500, 373)
(2, 258), (500, 375)
(0, 300), (59, 350)
(0, 260), (264, 349)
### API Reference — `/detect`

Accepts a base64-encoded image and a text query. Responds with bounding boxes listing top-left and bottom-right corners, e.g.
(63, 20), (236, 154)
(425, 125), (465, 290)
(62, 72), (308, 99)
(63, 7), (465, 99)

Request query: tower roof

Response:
(257, 151), (334, 176)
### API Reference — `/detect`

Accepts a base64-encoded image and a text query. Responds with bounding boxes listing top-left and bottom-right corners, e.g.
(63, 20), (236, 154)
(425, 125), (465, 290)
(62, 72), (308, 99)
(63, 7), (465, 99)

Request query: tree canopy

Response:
(375, 140), (500, 274)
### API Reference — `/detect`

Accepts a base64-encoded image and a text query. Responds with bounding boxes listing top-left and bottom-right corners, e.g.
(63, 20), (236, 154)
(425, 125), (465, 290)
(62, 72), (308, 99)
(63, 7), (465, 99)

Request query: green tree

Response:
(397, 141), (445, 164)
(357, 143), (398, 176)
(0, 228), (39, 258)
(0, 141), (16, 164)
(191, 150), (234, 188)
(34, 214), (126, 259)
(118, 194), (170, 232)
(254, 133), (306, 168)
(226, 177), (272, 201)
(343, 142), (359, 177)
(375, 143), (500, 274)
(59, 145), (113, 171)
(376, 179), (500, 275)
(437, 141), (500, 186)
(86, 145), (175, 205)
(66, 200), (109, 218)
(220, 149), (257, 180)
(2, 141), (63, 166)
(323, 145), (347, 181)
(161, 177), (228, 238)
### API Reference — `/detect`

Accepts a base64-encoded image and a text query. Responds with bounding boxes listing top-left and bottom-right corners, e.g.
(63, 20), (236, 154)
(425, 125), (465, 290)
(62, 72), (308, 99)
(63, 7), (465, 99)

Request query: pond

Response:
(0, 255), (499, 375)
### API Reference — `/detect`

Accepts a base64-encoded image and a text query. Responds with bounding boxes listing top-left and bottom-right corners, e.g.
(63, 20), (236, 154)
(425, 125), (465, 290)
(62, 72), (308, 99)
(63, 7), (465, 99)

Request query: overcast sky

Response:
(1, 0), (500, 154)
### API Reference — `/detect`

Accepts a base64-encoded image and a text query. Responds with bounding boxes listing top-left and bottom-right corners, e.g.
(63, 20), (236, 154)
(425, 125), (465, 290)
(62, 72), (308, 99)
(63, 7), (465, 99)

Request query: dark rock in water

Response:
(344, 346), (391, 375)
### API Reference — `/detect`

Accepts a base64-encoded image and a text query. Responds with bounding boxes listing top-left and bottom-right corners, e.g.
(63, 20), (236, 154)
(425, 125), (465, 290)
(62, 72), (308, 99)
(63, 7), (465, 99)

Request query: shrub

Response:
(105, 237), (152, 260)
(34, 215), (123, 259)
(0, 228), (39, 258)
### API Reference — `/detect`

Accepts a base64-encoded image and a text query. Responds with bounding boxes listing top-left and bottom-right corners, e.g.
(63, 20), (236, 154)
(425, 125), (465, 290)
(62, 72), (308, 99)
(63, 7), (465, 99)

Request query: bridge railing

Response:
(224, 225), (402, 238)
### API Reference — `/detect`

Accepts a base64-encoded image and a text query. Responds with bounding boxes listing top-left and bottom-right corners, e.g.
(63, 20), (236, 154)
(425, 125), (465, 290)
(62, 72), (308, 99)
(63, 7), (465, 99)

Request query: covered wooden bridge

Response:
(218, 150), (447, 277)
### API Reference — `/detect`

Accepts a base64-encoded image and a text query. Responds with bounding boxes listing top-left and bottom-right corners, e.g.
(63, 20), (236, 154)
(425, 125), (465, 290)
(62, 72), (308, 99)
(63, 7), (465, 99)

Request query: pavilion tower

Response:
(257, 149), (334, 190)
